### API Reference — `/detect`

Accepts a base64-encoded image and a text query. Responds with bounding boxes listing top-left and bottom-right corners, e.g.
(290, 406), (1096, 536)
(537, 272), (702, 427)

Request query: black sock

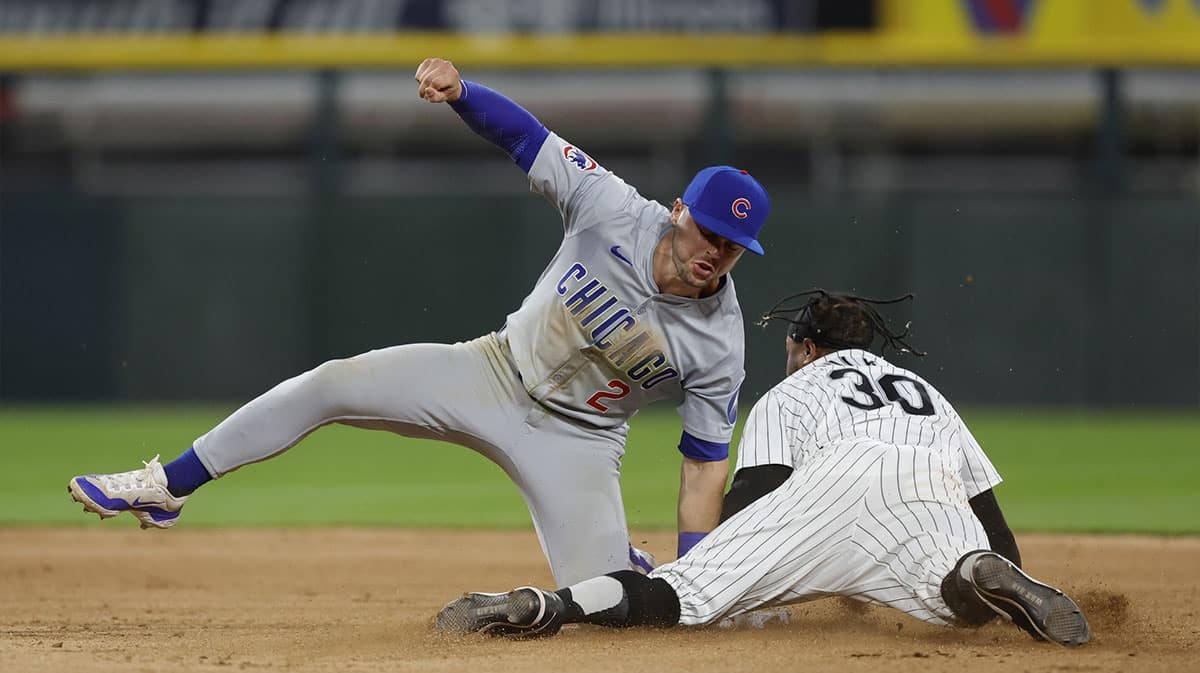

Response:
(611, 570), (681, 628)
(553, 571), (681, 628)
(940, 551), (998, 627)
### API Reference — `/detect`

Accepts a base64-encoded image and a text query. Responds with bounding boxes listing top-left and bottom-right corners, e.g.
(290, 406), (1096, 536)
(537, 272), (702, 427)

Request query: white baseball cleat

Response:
(68, 455), (188, 529)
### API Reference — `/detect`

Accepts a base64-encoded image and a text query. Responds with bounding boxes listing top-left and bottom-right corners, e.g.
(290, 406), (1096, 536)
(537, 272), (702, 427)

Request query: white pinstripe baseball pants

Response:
(651, 439), (989, 626)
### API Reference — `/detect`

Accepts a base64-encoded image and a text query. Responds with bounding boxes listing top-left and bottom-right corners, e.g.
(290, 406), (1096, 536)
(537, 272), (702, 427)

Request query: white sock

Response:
(567, 576), (625, 615)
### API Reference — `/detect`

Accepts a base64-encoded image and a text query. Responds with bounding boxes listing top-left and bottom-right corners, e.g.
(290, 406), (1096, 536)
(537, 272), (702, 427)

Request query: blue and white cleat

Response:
(68, 455), (188, 529)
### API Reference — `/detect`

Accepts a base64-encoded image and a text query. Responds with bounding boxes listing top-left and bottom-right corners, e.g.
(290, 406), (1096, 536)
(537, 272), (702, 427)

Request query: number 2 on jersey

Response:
(586, 379), (632, 412)
(829, 368), (935, 416)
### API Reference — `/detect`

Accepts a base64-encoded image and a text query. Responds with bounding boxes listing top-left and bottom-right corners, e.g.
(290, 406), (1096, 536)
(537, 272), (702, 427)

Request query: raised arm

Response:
(414, 57), (549, 173)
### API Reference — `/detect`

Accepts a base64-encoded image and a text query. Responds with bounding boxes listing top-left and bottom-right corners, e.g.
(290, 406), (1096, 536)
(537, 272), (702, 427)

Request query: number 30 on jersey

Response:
(830, 368), (935, 416)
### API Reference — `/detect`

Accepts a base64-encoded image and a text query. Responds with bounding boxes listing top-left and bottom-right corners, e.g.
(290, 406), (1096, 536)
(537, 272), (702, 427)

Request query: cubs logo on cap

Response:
(731, 198), (752, 219)
(682, 166), (770, 255)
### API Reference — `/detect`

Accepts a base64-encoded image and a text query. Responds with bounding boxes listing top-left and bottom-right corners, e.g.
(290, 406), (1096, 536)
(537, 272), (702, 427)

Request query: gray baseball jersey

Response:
(189, 133), (745, 588)
(651, 349), (999, 625)
(504, 132), (745, 443)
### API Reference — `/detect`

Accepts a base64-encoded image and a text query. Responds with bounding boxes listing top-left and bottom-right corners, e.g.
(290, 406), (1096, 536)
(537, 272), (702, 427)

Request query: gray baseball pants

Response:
(192, 333), (630, 586)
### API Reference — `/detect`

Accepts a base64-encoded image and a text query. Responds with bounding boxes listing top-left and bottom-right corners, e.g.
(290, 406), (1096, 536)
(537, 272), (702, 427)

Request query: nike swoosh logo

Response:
(130, 497), (158, 507)
(610, 246), (632, 266)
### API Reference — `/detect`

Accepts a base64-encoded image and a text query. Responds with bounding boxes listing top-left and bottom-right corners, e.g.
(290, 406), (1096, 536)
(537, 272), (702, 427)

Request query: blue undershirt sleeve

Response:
(449, 80), (551, 174)
(678, 431), (730, 462)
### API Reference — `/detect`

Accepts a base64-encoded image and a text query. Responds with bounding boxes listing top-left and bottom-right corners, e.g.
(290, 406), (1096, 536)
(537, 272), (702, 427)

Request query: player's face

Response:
(785, 336), (811, 376)
(667, 204), (746, 294)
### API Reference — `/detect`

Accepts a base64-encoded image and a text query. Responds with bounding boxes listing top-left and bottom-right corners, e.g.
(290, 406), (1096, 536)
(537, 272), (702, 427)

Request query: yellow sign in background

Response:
(0, 0), (1198, 70)
(882, 0), (1200, 38)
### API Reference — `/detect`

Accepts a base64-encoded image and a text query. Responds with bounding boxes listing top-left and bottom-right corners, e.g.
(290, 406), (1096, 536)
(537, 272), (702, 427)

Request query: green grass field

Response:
(1, 405), (1196, 534)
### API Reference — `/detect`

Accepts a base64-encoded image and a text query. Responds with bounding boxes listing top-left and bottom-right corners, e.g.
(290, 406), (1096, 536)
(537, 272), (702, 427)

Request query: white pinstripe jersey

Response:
(735, 349), (1002, 498)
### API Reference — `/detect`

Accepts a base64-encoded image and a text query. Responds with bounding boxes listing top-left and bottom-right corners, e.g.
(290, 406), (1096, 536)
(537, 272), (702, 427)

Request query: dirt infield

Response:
(2, 529), (1196, 673)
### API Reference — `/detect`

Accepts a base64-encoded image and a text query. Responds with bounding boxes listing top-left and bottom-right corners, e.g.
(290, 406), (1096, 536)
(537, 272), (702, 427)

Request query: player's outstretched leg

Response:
(941, 550), (1090, 647)
(436, 587), (567, 639)
(68, 455), (190, 529)
(436, 570), (681, 639)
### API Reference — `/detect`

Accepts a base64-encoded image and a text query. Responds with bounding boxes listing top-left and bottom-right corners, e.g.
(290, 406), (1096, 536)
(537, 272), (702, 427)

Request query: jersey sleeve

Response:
(674, 326), (745, 448)
(526, 132), (642, 236)
(954, 417), (1003, 498)
(734, 388), (795, 472)
(448, 80), (549, 172)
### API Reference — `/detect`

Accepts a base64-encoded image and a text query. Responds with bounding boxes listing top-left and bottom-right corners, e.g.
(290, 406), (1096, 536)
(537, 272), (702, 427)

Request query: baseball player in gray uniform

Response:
(67, 58), (771, 587)
(436, 290), (1091, 647)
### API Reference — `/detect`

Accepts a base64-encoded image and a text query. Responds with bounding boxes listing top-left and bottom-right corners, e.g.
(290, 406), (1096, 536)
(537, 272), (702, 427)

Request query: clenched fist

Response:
(414, 57), (463, 103)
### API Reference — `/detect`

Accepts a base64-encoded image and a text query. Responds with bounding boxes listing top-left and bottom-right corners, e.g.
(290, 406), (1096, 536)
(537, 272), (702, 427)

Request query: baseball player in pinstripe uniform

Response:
(436, 290), (1091, 646)
(66, 58), (769, 588)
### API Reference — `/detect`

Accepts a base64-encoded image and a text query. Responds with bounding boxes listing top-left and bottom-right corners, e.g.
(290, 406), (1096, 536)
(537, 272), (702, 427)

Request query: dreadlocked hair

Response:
(757, 289), (927, 356)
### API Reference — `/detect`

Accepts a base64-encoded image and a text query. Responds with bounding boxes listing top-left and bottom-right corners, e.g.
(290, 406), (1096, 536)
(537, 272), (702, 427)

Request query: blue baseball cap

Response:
(682, 166), (770, 255)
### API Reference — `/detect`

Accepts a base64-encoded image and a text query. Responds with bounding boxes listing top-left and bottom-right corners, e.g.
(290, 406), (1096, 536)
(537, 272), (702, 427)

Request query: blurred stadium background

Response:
(0, 0), (1197, 532)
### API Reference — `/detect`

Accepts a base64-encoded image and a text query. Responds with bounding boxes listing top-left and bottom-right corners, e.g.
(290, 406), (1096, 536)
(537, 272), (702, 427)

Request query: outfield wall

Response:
(3, 190), (1196, 407)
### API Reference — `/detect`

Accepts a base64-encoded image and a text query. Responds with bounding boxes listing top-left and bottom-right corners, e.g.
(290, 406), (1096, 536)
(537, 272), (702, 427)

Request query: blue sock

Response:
(162, 447), (212, 497)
